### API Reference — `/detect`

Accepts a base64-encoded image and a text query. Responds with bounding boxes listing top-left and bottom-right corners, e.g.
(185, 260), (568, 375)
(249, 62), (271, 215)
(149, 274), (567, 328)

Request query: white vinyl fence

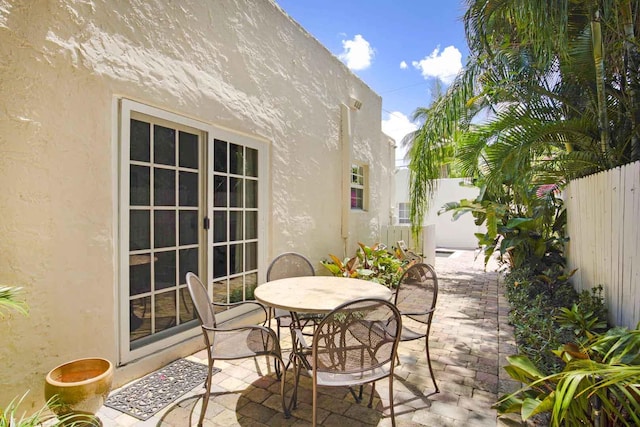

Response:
(565, 161), (640, 329)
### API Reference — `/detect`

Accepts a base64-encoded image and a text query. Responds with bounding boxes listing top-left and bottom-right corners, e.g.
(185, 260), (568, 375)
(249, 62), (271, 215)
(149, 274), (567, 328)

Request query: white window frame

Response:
(398, 202), (410, 224)
(350, 163), (368, 210)
(118, 99), (269, 364)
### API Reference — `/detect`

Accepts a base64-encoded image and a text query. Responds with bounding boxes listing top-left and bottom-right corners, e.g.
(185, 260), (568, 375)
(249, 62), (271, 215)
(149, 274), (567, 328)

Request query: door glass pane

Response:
(154, 211), (176, 248)
(130, 119), (150, 162)
(154, 168), (175, 206)
(245, 211), (257, 239)
(179, 248), (198, 284)
(230, 244), (243, 275)
(213, 211), (227, 243)
(130, 259), (151, 296)
(130, 165), (150, 206)
(246, 242), (257, 271)
(154, 125), (176, 166)
(179, 131), (198, 169)
(229, 211), (243, 241)
(229, 177), (243, 207)
(230, 143), (243, 175)
(155, 291), (176, 332)
(246, 148), (258, 177)
(214, 139), (227, 172)
(229, 276), (243, 303)
(213, 246), (227, 278)
(179, 211), (198, 245)
(179, 171), (198, 206)
(212, 279), (227, 310)
(245, 179), (257, 209)
(130, 210), (150, 251)
(214, 175), (227, 207)
(130, 296), (151, 340)
(179, 287), (197, 322)
(246, 272), (257, 298)
(154, 251), (176, 290)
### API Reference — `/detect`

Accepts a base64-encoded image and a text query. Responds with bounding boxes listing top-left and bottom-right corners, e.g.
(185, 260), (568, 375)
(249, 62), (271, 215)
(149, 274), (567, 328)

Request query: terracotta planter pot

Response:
(44, 357), (114, 425)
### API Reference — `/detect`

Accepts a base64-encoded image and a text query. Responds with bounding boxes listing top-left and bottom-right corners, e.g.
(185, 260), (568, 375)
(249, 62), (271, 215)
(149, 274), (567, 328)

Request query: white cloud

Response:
(381, 112), (418, 164)
(338, 34), (374, 71)
(412, 45), (462, 84)
(399, 60), (408, 69)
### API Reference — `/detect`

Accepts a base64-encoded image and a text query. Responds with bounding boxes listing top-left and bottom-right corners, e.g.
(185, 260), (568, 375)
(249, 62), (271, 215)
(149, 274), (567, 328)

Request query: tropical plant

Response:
(321, 242), (412, 288)
(0, 393), (91, 427)
(556, 285), (609, 342)
(440, 179), (567, 270)
(496, 325), (640, 426)
(0, 286), (28, 318)
(406, 0), (640, 238)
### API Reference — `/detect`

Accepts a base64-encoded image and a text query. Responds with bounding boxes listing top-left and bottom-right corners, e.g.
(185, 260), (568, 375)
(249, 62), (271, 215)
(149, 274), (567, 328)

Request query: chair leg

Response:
(368, 382), (375, 408)
(199, 361), (214, 427)
(277, 356), (290, 418)
(312, 378), (317, 427)
(290, 354), (302, 410)
(388, 375), (396, 427)
(425, 337), (439, 393)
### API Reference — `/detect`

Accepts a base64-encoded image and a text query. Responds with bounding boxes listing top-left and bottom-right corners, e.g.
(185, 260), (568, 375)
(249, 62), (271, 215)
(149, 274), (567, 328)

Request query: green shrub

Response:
(503, 267), (607, 375)
(321, 242), (412, 289)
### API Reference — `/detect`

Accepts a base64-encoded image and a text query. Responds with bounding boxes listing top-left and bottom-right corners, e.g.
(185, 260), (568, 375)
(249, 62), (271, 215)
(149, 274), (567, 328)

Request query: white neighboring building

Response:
(394, 168), (482, 249)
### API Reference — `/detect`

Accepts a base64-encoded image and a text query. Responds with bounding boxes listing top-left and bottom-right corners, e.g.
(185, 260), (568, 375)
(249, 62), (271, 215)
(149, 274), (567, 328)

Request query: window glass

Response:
(179, 131), (198, 169)
(130, 119), (150, 162)
(350, 164), (367, 210)
(398, 202), (410, 224)
(154, 125), (176, 166)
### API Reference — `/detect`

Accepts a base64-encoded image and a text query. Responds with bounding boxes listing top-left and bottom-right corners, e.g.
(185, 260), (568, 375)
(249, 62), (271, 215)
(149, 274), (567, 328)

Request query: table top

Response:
(254, 276), (393, 314)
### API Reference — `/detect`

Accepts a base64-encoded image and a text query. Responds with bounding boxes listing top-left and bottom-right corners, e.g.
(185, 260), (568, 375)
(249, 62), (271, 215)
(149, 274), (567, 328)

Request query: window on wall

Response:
(350, 164), (367, 210)
(120, 99), (266, 363)
(398, 202), (410, 224)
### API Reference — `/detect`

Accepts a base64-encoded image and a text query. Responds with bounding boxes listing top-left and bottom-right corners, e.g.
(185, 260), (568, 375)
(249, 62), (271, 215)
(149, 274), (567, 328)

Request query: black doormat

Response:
(105, 358), (217, 420)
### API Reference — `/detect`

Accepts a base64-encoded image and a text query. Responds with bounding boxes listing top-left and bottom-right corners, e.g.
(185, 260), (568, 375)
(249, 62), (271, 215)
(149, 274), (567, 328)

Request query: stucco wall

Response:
(0, 0), (392, 408)
(395, 170), (482, 249)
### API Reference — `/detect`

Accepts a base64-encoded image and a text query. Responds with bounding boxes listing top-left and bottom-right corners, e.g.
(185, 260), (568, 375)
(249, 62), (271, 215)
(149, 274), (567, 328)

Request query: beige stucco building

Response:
(0, 0), (394, 408)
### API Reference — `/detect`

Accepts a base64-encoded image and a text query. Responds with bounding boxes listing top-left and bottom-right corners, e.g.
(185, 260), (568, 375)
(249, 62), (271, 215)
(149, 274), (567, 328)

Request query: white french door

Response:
(118, 99), (268, 363)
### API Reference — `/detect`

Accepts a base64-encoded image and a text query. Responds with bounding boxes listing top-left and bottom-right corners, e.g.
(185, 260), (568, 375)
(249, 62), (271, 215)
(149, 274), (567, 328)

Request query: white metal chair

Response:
(185, 272), (288, 425)
(290, 298), (402, 426)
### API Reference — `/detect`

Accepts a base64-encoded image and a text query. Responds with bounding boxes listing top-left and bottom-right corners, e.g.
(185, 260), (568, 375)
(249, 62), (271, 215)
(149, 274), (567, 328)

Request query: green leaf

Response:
(506, 217), (534, 228)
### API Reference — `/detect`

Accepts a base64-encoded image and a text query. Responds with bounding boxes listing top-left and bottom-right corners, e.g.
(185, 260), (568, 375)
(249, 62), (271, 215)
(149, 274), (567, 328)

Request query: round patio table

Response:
(254, 276), (392, 314)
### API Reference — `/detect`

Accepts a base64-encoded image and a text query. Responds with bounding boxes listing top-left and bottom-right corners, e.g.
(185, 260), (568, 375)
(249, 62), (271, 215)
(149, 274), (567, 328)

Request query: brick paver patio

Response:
(98, 250), (524, 426)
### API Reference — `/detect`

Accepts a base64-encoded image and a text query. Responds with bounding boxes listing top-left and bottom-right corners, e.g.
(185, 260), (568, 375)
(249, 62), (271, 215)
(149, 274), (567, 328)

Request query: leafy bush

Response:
(321, 242), (413, 289)
(504, 265), (609, 375)
(496, 326), (640, 426)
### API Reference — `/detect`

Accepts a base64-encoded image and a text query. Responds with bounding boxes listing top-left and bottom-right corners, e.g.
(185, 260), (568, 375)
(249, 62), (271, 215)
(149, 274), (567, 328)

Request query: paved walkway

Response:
(98, 250), (524, 426)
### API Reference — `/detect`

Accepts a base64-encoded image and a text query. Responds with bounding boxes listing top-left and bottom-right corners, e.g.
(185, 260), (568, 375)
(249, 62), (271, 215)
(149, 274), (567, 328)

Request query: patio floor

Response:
(97, 249), (525, 426)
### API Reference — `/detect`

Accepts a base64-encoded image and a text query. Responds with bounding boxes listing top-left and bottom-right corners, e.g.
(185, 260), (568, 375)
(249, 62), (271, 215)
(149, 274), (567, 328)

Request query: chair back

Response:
(186, 272), (216, 329)
(267, 252), (315, 281)
(312, 298), (401, 377)
(394, 263), (438, 325)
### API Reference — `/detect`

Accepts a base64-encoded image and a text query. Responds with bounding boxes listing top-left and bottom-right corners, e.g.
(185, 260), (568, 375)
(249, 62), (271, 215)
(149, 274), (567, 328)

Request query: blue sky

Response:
(274, 0), (470, 163)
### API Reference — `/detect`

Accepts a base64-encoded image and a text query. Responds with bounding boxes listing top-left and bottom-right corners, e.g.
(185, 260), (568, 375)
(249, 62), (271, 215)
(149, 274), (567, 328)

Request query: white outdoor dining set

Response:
(185, 251), (439, 427)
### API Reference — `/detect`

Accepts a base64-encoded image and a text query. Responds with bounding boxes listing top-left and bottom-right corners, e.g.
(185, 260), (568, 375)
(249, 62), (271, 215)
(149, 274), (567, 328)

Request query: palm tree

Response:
(407, 0), (640, 231)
